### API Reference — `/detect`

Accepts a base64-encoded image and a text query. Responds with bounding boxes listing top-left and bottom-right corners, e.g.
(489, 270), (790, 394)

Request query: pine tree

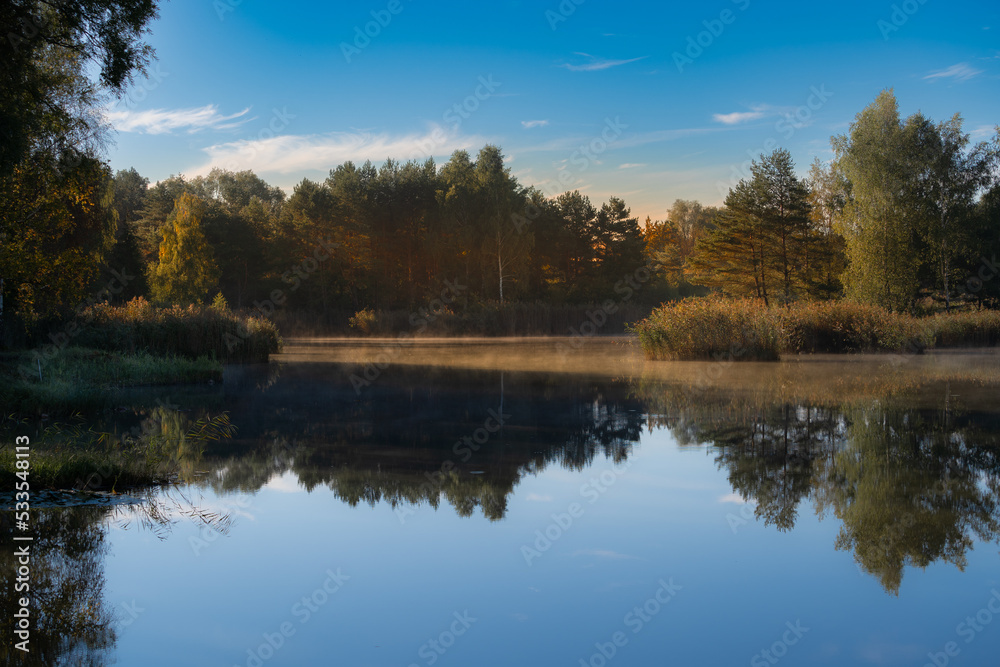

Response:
(689, 150), (812, 304)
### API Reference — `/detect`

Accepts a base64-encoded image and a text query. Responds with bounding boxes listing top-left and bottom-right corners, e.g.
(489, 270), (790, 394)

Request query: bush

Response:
(348, 308), (377, 334)
(73, 297), (282, 362)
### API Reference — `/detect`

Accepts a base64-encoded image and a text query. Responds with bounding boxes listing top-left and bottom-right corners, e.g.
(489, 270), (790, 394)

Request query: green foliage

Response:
(804, 158), (848, 298)
(593, 196), (645, 288)
(906, 113), (998, 310)
(648, 199), (720, 288)
(833, 92), (921, 309)
(149, 193), (220, 305)
(0, 1), (158, 175)
(688, 150), (815, 305)
(475, 145), (534, 303)
(830, 90), (998, 311)
(0, 153), (118, 323)
(211, 292), (230, 313)
(103, 167), (151, 301)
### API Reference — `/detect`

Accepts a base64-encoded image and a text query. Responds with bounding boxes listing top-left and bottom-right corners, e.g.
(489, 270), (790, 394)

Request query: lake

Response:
(8, 338), (1000, 666)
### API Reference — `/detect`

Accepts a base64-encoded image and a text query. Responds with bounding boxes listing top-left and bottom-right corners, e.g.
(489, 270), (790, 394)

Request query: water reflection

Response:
(9, 343), (1000, 667)
(639, 376), (1000, 594)
(205, 364), (643, 521)
(0, 506), (115, 666)
(0, 488), (236, 665)
(822, 405), (1000, 593)
(134, 354), (998, 596)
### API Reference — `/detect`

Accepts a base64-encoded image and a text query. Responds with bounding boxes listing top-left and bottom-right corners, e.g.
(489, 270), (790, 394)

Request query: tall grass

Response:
(634, 298), (1000, 361)
(780, 301), (932, 354)
(74, 297), (282, 362)
(631, 298), (782, 361)
(929, 309), (1000, 348)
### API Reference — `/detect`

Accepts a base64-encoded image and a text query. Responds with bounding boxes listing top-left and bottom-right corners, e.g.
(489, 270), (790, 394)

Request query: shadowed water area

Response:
(3, 338), (1000, 666)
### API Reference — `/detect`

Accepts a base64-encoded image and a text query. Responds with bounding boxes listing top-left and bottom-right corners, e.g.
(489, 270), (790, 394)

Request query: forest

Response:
(1, 0), (998, 344)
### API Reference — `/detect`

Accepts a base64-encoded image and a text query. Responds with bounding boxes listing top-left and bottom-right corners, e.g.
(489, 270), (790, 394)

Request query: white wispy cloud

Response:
(923, 62), (983, 83)
(562, 52), (648, 72)
(521, 119), (550, 128)
(106, 104), (252, 134)
(718, 493), (750, 504)
(187, 124), (485, 176)
(525, 493), (553, 502)
(713, 106), (769, 125)
(618, 163), (646, 169)
(970, 125), (998, 139)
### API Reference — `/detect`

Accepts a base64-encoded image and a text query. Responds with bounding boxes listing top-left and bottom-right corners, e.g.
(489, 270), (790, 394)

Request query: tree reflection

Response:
(176, 366), (643, 522)
(0, 488), (235, 666)
(122, 358), (1000, 594)
(638, 376), (1000, 594)
(0, 506), (115, 666)
(818, 405), (1000, 593)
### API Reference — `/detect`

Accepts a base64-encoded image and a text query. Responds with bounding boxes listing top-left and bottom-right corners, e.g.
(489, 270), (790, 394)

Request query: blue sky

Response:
(104, 0), (999, 221)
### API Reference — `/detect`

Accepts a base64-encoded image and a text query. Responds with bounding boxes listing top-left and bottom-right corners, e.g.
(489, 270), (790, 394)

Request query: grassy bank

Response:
(633, 298), (1000, 360)
(0, 347), (221, 414)
(73, 297), (282, 362)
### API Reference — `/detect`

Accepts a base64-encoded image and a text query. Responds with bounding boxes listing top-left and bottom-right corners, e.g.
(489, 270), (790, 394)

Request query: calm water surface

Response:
(9, 339), (1000, 666)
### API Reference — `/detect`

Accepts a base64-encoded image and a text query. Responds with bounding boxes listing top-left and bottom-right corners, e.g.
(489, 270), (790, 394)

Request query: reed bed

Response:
(631, 298), (782, 361)
(634, 298), (1000, 361)
(74, 297), (282, 362)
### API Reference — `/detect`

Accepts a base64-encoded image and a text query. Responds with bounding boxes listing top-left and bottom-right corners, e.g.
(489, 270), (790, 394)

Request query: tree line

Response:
(122, 90), (998, 318)
(108, 146), (655, 314)
(667, 90), (1000, 311)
